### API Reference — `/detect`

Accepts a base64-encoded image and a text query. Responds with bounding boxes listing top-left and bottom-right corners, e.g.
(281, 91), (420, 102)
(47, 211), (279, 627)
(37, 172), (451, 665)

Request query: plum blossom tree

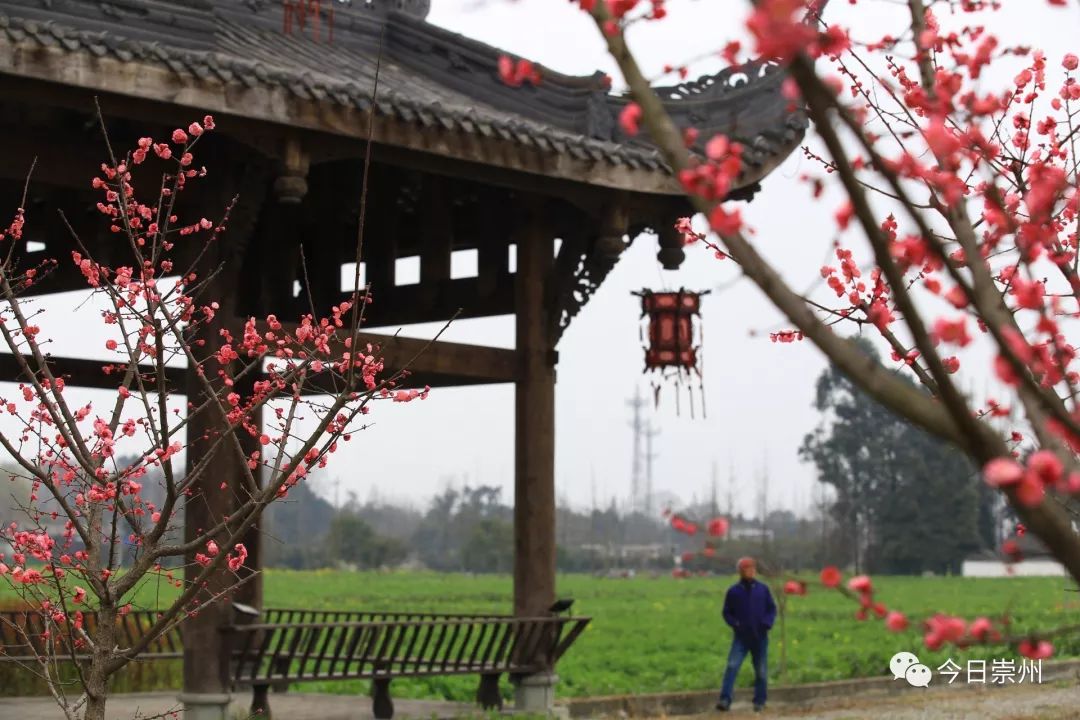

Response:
(0, 118), (425, 720)
(561, 0), (1080, 661)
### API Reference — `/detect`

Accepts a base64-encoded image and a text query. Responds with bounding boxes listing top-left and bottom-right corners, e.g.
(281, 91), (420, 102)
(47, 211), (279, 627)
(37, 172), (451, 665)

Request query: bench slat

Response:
(452, 620), (477, 670)
(411, 621), (436, 675)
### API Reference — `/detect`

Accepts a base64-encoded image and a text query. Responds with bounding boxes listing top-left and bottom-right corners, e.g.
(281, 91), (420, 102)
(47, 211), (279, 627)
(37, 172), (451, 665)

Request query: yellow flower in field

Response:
(652, 602), (665, 611)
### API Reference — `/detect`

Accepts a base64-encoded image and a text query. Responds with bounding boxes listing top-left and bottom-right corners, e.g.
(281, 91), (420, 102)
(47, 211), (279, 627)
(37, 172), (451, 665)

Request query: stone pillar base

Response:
(178, 692), (232, 720)
(514, 672), (559, 714)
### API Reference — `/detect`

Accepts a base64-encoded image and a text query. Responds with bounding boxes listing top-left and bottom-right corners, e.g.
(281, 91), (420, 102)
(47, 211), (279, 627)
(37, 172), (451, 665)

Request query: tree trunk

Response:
(83, 606), (117, 720)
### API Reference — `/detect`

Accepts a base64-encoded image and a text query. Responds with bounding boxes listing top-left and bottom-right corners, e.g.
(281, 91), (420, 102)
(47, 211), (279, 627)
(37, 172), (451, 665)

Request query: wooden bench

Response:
(2, 607), (591, 719)
(227, 614), (591, 719)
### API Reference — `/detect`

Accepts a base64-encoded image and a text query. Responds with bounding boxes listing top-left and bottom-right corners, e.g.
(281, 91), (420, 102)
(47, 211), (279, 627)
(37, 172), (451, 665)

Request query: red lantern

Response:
(634, 288), (709, 416)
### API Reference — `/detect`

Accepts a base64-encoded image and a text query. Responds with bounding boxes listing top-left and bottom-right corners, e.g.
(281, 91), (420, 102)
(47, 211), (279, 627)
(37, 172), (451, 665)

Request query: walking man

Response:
(717, 556), (776, 712)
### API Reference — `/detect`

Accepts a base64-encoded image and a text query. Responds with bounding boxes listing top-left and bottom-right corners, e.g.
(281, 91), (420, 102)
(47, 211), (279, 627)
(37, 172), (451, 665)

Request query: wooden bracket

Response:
(273, 136), (311, 204)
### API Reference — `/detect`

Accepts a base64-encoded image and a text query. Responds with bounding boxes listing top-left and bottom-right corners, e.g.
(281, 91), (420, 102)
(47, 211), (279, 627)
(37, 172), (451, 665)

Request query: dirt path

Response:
(708, 680), (1080, 719)
(0, 692), (464, 720)
(4, 681), (1077, 720)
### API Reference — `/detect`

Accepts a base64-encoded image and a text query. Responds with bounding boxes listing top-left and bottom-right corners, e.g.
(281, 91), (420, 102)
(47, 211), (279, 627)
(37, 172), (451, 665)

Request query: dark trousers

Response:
(719, 633), (768, 707)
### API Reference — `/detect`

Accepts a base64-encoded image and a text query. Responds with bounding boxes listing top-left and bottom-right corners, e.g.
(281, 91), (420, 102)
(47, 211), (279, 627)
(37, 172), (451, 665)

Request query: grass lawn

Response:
(3, 571), (1078, 700)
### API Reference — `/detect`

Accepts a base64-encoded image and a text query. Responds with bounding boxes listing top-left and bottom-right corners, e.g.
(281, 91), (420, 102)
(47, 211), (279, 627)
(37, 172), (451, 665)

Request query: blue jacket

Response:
(722, 579), (777, 642)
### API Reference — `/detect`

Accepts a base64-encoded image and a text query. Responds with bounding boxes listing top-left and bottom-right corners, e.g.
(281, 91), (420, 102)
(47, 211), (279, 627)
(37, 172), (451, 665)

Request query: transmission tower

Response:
(590, 465), (598, 514)
(710, 459), (719, 517)
(627, 387), (647, 513)
(644, 421), (659, 517)
(726, 460), (737, 520)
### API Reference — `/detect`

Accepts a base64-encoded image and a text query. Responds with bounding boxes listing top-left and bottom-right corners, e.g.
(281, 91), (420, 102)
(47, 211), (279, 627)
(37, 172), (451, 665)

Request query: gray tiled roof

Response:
(0, 0), (806, 181)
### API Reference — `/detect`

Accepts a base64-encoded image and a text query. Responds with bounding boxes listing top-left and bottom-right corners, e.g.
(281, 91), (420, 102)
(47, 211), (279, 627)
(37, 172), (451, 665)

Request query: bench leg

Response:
(252, 683), (271, 718)
(477, 673), (503, 711)
(271, 657), (291, 693)
(372, 678), (394, 720)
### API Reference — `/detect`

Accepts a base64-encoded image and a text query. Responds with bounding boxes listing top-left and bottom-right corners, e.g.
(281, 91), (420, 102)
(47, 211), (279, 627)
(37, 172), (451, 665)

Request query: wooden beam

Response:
(0, 128), (104, 190)
(351, 274), (515, 327)
(355, 331), (517, 386)
(0, 353), (186, 390)
(260, 323), (518, 387)
(368, 143), (677, 213)
(0, 46), (686, 196)
(0, 328), (517, 394)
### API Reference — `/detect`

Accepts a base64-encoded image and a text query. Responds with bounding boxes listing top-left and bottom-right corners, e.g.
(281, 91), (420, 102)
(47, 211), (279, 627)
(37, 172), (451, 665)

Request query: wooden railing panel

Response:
(0, 610), (183, 662)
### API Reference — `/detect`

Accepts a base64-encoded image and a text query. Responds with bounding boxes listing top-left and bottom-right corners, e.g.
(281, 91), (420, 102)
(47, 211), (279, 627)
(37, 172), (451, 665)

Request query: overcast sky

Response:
(6, 0), (1075, 519)
(366, 0), (840, 516)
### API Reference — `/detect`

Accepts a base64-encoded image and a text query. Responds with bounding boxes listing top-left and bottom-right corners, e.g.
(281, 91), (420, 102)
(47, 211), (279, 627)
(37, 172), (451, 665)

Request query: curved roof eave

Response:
(0, 6), (806, 197)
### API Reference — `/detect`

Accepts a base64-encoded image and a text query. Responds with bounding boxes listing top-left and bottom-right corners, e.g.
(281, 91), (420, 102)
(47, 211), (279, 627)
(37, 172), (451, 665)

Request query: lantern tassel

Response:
(699, 318), (707, 419)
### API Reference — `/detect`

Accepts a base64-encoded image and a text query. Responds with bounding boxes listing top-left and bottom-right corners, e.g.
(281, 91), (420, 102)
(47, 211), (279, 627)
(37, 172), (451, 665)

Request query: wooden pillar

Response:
(420, 177), (452, 286)
(260, 137), (310, 316)
(182, 281), (247, 712)
(478, 191), (512, 299)
(232, 139), (307, 612)
(302, 160), (358, 316)
(232, 369), (263, 613)
(513, 206), (556, 619)
(364, 171), (398, 300)
(181, 140), (275, 717)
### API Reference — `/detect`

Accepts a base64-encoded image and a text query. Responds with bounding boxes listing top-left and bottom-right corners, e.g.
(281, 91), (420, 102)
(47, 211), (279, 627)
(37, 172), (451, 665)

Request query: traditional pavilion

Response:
(0, 0), (804, 715)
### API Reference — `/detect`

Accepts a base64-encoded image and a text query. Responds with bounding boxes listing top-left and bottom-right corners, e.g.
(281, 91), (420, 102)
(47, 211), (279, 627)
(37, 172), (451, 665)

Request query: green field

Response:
(4, 571), (1079, 700)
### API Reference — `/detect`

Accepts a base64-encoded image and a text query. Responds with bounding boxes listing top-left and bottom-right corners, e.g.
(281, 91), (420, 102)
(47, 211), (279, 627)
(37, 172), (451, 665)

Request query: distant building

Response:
(962, 535), (1066, 577)
(578, 543), (667, 562)
(727, 524), (774, 541)
(961, 555), (1066, 577)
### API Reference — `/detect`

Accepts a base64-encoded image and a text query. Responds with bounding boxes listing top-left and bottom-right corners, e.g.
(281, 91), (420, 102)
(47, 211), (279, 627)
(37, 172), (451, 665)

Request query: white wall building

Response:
(961, 558), (1067, 577)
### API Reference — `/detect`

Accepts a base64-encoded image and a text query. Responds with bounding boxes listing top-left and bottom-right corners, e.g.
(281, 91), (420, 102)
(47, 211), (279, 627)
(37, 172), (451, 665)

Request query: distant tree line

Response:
(3, 361), (1005, 577)
(255, 480), (834, 574)
(263, 483), (517, 573)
